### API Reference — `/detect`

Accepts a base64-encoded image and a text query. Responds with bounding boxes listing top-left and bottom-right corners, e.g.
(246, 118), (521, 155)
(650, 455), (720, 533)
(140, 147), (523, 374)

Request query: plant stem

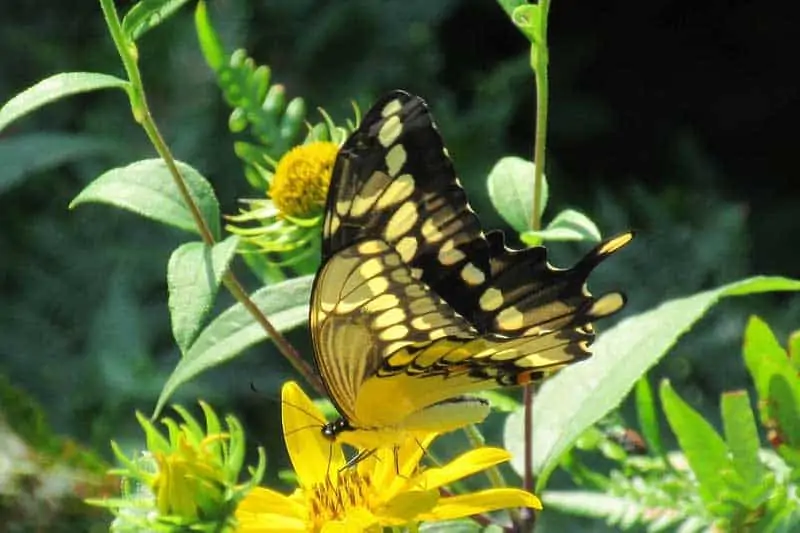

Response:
(98, 0), (324, 395)
(524, 1), (551, 529)
(530, 0), (550, 232)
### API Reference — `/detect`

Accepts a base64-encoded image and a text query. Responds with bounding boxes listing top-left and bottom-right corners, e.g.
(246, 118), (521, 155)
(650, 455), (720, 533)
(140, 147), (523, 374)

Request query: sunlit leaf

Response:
(634, 376), (663, 456)
(194, 1), (226, 71)
(154, 276), (313, 416)
(503, 276), (800, 490)
(0, 72), (128, 133)
(661, 380), (732, 506)
(70, 158), (221, 239)
(167, 236), (240, 354)
(721, 390), (767, 500)
(487, 156), (547, 233)
(122, 0), (193, 41)
(521, 209), (601, 244)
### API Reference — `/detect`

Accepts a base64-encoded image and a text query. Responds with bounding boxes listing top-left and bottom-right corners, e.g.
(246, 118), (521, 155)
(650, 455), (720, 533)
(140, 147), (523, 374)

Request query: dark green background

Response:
(1, 1), (797, 531)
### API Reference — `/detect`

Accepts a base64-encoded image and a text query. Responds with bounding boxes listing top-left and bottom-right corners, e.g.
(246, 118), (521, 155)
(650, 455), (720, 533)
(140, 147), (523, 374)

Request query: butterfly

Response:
(310, 90), (633, 451)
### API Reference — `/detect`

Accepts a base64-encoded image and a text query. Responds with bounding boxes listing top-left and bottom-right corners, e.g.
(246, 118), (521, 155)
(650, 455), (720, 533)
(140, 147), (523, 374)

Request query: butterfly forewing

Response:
(323, 90), (492, 320)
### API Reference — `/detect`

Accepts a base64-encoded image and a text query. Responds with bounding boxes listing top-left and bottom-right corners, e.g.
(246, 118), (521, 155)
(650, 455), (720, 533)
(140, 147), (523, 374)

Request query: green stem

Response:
(524, 2), (551, 530)
(530, 0), (550, 232)
(97, 0), (324, 395)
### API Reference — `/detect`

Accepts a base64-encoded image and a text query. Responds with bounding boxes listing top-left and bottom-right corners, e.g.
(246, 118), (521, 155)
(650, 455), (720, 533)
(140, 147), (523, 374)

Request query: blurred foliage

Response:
(1, 0), (798, 531)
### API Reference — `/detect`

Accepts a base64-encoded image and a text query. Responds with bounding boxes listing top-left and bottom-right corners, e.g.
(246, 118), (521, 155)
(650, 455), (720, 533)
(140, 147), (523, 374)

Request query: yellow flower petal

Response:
(420, 488), (542, 521)
(413, 447), (511, 490)
(371, 432), (436, 496)
(236, 487), (306, 518)
(379, 489), (439, 522)
(236, 513), (308, 532)
(281, 381), (345, 486)
(321, 508), (380, 532)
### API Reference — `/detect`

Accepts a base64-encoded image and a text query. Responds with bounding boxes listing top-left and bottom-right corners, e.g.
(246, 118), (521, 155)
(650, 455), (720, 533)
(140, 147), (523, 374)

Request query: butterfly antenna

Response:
(280, 398), (327, 426)
(284, 424), (327, 438)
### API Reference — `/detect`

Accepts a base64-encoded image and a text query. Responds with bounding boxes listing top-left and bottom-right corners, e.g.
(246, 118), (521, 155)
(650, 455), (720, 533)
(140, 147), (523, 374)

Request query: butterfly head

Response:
(320, 417), (353, 441)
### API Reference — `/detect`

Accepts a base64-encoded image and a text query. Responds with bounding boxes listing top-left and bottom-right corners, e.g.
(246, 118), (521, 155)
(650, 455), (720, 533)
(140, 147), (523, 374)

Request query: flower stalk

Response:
(97, 0), (323, 395)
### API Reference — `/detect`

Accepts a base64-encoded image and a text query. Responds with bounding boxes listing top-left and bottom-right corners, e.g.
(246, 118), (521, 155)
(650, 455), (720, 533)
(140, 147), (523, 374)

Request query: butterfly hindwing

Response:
(310, 238), (477, 427)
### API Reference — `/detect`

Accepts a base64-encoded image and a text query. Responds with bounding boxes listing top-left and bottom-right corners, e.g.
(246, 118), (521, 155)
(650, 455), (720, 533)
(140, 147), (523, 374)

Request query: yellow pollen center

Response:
(307, 470), (372, 529)
(270, 141), (339, 218)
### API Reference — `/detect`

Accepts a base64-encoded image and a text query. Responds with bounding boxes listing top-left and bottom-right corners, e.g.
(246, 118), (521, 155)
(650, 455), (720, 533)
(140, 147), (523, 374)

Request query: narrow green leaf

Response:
(721, 390), (765, 492)
(194, 0), (226, 71)
(486, 156), (548, 233)
(122, 0), (193, 41)
(741, 316), (800, 449)
(0, 133), (122, 195)
(70, 158), (221, 239)
(521, 208), (602, 244)
(0, 72), (128, 133)
(788, 330), (800, 370)
(502, 275), (800, 489)
(634, 376), (663, 456)
(661, 381), (734, 508)
(167, 236), (240, 354)
(154, 276), (313, 416)
(743, 316), (788, 397)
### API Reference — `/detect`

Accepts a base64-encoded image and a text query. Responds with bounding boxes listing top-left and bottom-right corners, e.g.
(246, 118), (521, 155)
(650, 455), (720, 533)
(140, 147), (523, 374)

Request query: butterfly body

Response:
(310, 90), (632, 449)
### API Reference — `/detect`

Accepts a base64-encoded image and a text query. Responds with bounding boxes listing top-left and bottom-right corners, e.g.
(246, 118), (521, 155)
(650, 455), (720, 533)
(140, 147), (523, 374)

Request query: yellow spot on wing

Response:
(385, 144), (407, 177)
(373, 308), (406, 329)
(460, 263), (486, 285)
(377, 174), (415, 209)
(366, 276), (390, 295)
(384, 202), (419, 241)
(421, 218), (445, 243)
(380, 324), (409, 341)
(358, 241), (388, 255)
(438, 239), (465, 265)
(495, 306), (524, 330)
(379, 115), (402, 147)
(365, 293), (400, 313)
(381, 99), (403, 117)
(396, 236), (418, 263)
(479, 288), (504, 311)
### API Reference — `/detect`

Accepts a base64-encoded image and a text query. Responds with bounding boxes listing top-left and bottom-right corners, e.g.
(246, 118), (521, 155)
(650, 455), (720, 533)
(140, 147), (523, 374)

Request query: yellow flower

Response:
(235, 382), (541, 532)
(270, 141), (339, 218)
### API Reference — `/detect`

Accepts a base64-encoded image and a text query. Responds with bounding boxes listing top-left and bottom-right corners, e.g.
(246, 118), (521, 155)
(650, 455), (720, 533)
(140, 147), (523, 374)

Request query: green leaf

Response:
(502, 275), (800, 490)
(167, 236), (240, 354)
(0, 133), (122, 195)
(660, 380), (732, 506)
(742, 316), (800, 451)
(194, 1), (226, 71)
(122, 0), (193, 41)
(721, 390), (766, 494)
(0, 72), (128, 133)
(634, 376), (663, 456)
(511, 4), (543, 44)
(495, 0), (527, 20)
(486, 156), (547, 233)
(154, 275), (313, 416)
(70, 158), (221, 239)
(521, 209), (602, 245)
(788, 330), (800, 370)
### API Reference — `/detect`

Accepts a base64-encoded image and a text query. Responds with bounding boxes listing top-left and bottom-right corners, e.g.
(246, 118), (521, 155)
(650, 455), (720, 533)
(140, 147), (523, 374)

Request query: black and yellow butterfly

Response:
(310, 90), (632, 451)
